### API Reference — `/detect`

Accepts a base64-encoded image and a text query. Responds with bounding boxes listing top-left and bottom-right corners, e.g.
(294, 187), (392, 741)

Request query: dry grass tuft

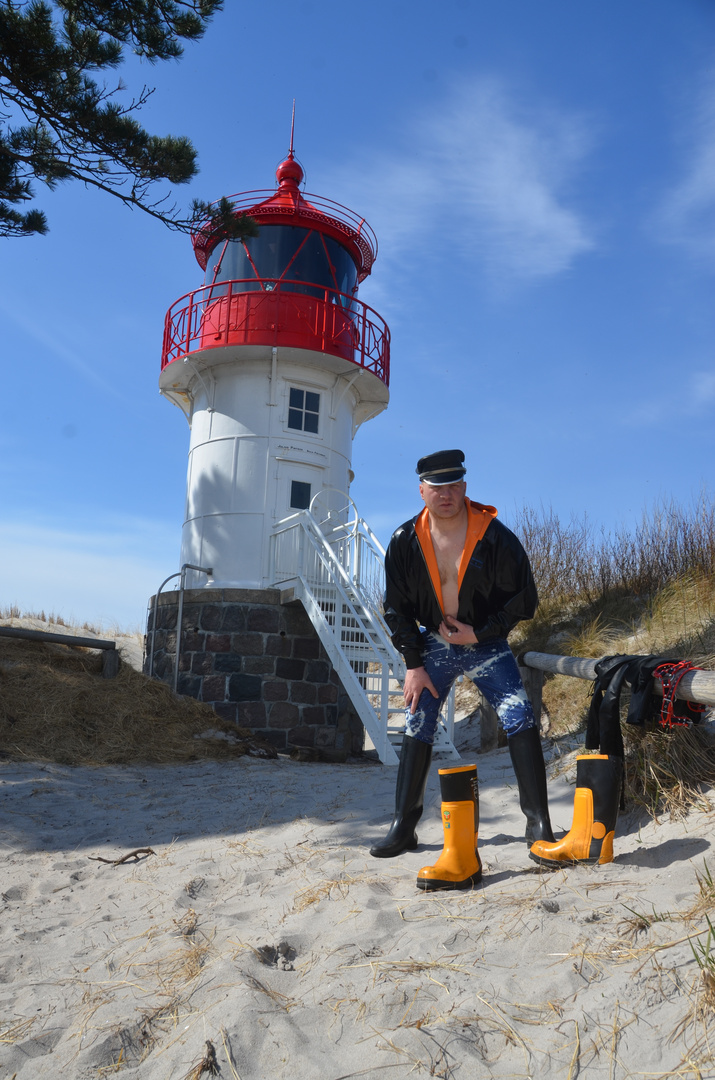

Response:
(0, 1016), (36, 1043)
(700, 969), (715, 1014)
(169, 936), (213, 983)
(0, 604), (106, 634)
(561, 614), (625, 659)
(693, 861), (715, 916)
(175, 908), (199, 938)
(133, 999), (181, 1053)
(623, 726), (715, 819)
(617, 904), (678, 941)
(0, 634), (276, 765)
(182, 1040), (220, 1079)
(540, 676), (593, 740)
(511, 495), (715, 749)
(292, 873), (367, 913)
(240, 971), (296, 1010)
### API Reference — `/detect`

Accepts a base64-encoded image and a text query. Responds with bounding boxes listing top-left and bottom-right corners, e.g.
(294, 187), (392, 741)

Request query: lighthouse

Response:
(145, 141), (409, 761)
(158, 148), (390, 590)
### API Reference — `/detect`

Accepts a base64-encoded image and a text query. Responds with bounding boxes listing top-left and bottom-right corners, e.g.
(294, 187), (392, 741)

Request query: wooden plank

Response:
(0, 626), (116, 651)
(478, 697), (500, 753)
(101, 649), (121, 679)
(522, 651), (715, 707)
(522, 652), (598, 680)
(518, 663), (543, 724)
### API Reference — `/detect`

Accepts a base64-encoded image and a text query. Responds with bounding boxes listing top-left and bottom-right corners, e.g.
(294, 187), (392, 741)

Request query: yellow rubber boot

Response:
(530, 754), (622, 868)
(416, 765), (481, 891)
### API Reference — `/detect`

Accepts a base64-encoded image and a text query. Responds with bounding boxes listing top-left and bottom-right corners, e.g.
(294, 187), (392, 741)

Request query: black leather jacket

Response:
(384, 509), (538, 669)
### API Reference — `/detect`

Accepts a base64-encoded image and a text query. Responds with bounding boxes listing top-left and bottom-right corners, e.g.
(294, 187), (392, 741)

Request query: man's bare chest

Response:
(431, 532), (465, 586)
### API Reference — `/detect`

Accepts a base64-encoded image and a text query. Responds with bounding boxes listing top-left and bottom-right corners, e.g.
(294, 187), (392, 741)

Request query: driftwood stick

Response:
(89, 847), (156, 866)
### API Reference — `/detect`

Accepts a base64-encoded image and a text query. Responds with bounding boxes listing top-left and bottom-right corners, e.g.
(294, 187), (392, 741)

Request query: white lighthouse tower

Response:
(158, 146), (390, 590)
(148, 141), (458, 764)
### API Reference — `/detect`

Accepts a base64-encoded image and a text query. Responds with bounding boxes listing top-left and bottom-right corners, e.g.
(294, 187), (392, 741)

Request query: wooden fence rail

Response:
(0, 626), (119, 678)
(521, 651), (715, 708)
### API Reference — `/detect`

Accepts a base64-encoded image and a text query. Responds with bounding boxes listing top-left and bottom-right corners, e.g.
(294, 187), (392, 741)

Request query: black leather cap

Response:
(416, 449), (466, 486)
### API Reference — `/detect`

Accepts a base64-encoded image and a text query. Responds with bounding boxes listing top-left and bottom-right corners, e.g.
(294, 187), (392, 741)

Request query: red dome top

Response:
(275, 152), (304, 187)
(191, 152), (377, 282)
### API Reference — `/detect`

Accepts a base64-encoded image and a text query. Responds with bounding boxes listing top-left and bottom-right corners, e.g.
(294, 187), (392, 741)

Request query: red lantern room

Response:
(161, 150), (389, 381)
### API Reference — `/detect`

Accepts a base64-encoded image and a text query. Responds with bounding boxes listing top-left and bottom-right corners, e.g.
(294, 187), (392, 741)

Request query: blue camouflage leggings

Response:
(405, 631), (536, 745)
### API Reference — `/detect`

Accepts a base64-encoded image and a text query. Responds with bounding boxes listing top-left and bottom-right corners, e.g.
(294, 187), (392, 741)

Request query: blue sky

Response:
(1, 0), (714, 629)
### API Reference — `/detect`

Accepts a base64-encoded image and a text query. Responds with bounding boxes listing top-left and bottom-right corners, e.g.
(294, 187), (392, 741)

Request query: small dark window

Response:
(290, 481), (311, 510)
(288, 387), (320, 433)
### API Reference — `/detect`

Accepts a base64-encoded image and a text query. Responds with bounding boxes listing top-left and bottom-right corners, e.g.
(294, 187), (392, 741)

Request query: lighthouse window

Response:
(290, 481), (312, 510)
(288, 387), (320, 433)
(205, 226), (358, 301)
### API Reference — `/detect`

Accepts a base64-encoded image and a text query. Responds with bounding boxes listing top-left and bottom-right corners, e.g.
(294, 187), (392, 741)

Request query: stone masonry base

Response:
(143, 588), (365, 755)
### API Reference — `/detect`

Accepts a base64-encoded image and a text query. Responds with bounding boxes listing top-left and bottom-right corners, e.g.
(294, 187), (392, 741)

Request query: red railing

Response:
(161, 279), (390, 386)
(191, 190), (378, 277)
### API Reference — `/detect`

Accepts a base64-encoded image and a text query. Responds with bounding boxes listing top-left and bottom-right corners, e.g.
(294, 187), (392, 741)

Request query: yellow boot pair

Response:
(530, 754), (622, 867)
(416, 765), (481, 891)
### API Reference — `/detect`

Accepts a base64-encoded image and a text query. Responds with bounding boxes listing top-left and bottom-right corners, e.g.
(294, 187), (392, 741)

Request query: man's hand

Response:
(439, 618), (478, 646)
(403, 666), (439, 714)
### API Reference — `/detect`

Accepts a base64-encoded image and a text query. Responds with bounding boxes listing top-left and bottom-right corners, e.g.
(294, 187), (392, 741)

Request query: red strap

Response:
(652, 661), (705, 730)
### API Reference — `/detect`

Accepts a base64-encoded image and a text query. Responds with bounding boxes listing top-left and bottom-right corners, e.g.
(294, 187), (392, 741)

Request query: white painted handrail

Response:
(270, 507), (459, 763)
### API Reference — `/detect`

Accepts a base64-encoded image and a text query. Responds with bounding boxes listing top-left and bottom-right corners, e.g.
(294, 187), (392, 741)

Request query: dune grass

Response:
(0, 633), (276, 765)
(502, 495), (715, 817)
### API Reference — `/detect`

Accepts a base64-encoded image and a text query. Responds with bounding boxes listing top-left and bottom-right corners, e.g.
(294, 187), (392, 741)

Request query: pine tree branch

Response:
(0, 0), (226, 236)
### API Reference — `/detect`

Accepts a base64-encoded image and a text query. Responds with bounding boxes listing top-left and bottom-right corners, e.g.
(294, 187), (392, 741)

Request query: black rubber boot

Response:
(508, 726), (555, 844)
(370, 735), (433, 858)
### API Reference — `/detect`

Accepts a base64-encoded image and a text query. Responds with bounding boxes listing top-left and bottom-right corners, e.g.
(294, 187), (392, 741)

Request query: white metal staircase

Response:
(269, 498), (459, 765)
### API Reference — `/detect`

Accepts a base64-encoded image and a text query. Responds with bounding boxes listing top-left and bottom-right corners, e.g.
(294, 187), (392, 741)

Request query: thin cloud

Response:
(653, 76), (715, 263)
(326, 77), (595, 286)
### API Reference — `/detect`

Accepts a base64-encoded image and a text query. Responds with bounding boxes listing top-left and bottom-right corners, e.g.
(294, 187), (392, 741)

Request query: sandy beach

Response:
(3, 721), (715, 1080)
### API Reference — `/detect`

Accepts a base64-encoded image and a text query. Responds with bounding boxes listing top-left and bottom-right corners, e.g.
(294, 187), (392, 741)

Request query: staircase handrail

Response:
(270, 507), (458, 763)
(283, 569), (400, 765)
(271, 511), (402, 763)
(278, 517), (393, 666)
(271, 509), (403, 674)
(354, 514), (387, 559)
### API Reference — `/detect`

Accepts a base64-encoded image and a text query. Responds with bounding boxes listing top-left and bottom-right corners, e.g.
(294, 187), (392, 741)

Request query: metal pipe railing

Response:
(146, 564), (212, 687)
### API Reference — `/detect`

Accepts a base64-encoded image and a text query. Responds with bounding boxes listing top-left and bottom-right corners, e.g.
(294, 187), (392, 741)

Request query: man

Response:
(370, 449), (554, 860)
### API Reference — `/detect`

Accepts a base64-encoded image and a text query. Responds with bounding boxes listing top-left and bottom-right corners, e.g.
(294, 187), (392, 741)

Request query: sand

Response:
(3, 716), (715, 1080)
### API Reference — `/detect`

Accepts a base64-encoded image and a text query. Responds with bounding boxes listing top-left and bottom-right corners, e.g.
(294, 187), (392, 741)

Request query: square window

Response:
(287, 386), (320, 433)
(290, 481), (311, 510)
